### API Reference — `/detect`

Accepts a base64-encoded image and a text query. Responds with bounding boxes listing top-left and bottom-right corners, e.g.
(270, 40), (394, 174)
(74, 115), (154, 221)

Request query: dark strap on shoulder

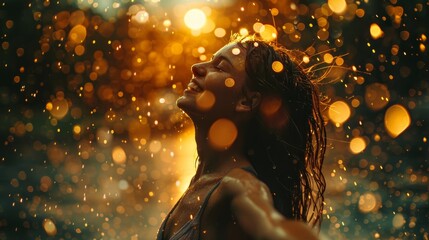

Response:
(157, 194), (184, 240)
(157, 166), (257, 240)
(240, 165), (257, 176)
(195, 180), (222, 219)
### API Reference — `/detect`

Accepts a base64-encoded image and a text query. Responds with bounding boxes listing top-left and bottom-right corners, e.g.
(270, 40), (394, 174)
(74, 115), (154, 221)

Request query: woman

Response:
(157, 35), (326, 240)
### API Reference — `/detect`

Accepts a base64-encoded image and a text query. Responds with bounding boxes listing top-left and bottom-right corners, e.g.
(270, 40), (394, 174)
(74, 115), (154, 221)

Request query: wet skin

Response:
(163, 43), (319, 240)
(176, 42), (248, 123)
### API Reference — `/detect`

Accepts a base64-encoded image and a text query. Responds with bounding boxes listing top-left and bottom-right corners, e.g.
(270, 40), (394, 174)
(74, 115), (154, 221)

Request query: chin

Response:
(176, 96), (198, 116)
(176, 95), (189, 110)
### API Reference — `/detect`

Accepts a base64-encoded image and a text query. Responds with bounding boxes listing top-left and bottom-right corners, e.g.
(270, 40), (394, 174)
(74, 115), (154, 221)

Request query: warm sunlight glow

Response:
(184, 9), (207, 30)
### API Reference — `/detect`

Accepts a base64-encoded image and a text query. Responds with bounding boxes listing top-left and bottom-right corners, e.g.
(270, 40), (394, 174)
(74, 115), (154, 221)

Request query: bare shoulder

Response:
(217, 167), (272, 203)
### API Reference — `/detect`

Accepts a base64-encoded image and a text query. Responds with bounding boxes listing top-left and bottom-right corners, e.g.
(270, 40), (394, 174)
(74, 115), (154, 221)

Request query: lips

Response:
(186, 79), (203, 93)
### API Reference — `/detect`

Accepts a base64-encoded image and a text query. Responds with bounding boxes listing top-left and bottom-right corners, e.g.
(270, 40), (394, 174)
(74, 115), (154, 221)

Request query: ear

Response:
(235, 92), (261, 112)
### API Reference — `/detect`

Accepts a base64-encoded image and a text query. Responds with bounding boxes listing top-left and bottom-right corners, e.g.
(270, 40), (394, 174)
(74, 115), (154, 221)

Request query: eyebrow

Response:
(211, 54), (234, 68)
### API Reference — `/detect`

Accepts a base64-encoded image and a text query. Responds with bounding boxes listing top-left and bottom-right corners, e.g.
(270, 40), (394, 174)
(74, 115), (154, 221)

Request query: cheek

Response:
(205, 75), (233, 93)
(208, 75), (245, 92)
(204, 83), (236, 109)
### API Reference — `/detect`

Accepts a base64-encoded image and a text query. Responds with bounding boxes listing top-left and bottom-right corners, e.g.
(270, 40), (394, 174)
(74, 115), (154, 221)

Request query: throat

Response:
(193, 152), (251, 182)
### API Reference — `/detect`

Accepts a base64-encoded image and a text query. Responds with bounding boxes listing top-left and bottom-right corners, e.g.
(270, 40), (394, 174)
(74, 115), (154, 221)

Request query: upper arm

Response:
(219, 169), (319, 240)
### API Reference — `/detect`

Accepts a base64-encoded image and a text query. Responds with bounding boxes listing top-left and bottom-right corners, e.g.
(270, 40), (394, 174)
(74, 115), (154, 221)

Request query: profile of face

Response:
(176, 43), (253, 122)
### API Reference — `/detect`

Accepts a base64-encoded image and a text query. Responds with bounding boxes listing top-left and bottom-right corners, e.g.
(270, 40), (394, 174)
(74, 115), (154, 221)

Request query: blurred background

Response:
(0, 0), (428, 239)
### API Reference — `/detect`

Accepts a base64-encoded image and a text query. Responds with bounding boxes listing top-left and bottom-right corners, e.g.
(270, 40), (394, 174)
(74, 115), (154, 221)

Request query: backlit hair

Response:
(232, 34), (327, 228)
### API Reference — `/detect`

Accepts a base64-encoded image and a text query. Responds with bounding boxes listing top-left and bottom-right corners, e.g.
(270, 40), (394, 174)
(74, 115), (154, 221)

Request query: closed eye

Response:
(215, 65), (224, 72)
(214, 60), (228, 72)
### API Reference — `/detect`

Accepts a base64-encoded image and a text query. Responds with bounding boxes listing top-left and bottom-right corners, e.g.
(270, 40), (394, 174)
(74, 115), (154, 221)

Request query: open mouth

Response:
(186, 81), (203, 93)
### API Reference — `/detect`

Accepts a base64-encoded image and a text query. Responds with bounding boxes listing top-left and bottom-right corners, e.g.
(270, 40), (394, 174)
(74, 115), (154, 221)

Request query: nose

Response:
(191, 62), (207, 77)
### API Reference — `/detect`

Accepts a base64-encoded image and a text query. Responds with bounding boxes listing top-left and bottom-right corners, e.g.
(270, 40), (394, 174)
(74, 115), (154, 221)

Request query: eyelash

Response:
(214, 61), (225, 72)
(215, 65), (224, 72)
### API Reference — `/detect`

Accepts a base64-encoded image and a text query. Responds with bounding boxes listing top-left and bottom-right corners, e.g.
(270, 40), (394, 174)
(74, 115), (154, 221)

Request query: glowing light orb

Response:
(208, 118), (238, 150)
(370, 23), (383, 39)
(184, 9), (206, 30)
(323, 53), (334, 64)
(349, 137), (367, 154)
(163, 19), (171, 27)
(73, 125), (81, 134)
(149, 140), (162, 153)
(259, 24), (277, 41)
(253, 22), (263, 33)
(214, 28), (226, 38)
(224, 78), (235, 88)
(272, 61), (284, 73)
(68, 24), (87, 44)
(48, 98), (69, 119)
(112, 146), (126, 164)
(328, 100), (351, 126)
(231, 47), (241, 55)
(392, 213), (406, 228)
(74, 45), (85, 56)
(43, 219), (57, 236)
(134, 10), (149, 23)
(196, 90), (215, 111)
(358, 192), (380, 213)
(303, 56), (310, 63)
(270, 8), (279, 16)
(384, 104), (411, 138)
(239, 28), (249, 36)
(328, 0), (347, 14)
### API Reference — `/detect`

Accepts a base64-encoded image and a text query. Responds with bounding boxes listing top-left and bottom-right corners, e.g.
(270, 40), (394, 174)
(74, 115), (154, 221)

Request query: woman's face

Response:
(177, 42), (249, 120)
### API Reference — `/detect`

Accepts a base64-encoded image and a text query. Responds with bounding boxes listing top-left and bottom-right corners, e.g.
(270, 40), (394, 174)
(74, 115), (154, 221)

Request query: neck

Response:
(192, 120), (250, 181)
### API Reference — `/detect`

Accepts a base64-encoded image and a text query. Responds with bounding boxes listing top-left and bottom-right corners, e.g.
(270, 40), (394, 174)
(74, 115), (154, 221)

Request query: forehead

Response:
(213, 43), (246, 71)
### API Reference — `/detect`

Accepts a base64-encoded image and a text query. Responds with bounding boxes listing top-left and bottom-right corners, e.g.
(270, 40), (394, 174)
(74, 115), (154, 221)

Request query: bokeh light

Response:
(358, 192), (381, 213)
(272, 61), (284, 73)
(134, 10), (150, 24)
(328, 100), (351, 126)
(384, 104), (411, 138)
(370, 23), (384, 39)
(208, 118), (238, 150)
(224, 77), (235, 88)
(328, 0), (347, 14)
(112, 146), (127, 165)
(259, 24), (277, 41)
(68, 24), (87, 45)
(42, 219), (57, 236)
(196, 90), (215, 111)
(349, 137), (367, 154)
(184, 8), (206, 30)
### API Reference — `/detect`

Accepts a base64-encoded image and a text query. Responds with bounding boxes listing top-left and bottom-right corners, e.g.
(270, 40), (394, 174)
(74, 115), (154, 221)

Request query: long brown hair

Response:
(233, 35), (326, 228)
